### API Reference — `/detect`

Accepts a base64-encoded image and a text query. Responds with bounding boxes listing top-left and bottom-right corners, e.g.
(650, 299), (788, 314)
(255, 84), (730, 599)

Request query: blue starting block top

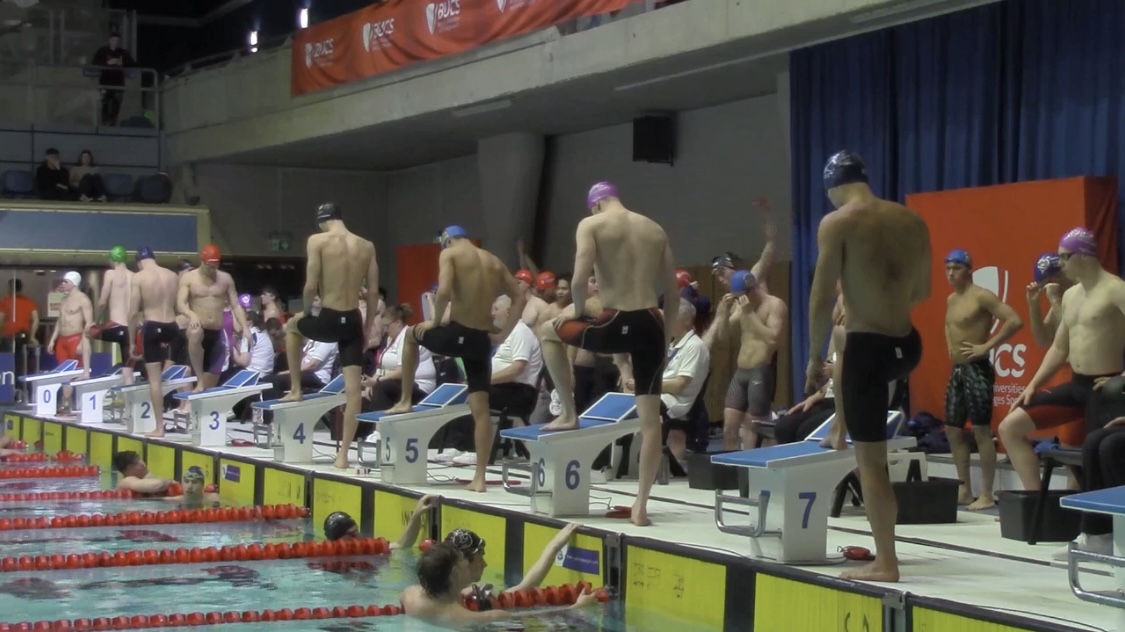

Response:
(1060, 486), (1125, 516)
(174, 370), (261, 400)
(712, 411), (905, 469)
(53, 359), (79, 373)
(500, 393), (636, 442)
(356, 383), (469, 422)
(253, 374), (348, 411)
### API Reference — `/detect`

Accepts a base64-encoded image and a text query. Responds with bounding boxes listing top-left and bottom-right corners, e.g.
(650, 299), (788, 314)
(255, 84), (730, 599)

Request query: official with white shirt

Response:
(364, 304), (437, 413)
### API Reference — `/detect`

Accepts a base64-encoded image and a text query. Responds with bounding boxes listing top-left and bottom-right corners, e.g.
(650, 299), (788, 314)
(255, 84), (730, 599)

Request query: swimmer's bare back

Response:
(831, 199), (931, 336)
(583, 209), (669, 312)
(443, 246), (512, 331)
(309, 231), (375, 313)
(135, 266), (179, 323)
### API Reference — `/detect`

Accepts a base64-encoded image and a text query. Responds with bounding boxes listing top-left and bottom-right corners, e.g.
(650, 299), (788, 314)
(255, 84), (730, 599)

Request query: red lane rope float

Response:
(0, 536), (392, 572)
(0, 583), (608, 631)
(0, 503), (308, 531)
(0, 466), (98, 479)
(0, 490), (133, 502)
(1, 450), (85, 464)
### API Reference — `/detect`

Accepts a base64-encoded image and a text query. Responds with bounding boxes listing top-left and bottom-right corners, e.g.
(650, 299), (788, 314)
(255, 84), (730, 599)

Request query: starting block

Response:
(20, 360), (81, 417)
(500, 393), (638, 517)
(712, 410), (913, 564)
(175, 370), (269, 448)
(71, 366), (125, 425)
(253, 375), (347, 464)
(112, 365), (194, 434)
(1061, 486), (1125, 629)
(357, 383), (470, 484)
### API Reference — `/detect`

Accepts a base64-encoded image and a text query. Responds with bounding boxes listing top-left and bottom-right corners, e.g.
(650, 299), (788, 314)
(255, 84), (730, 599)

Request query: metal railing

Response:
(0, 3), (137, 67)
(162, 0), (669, 81)
(0, 62), (159, 128)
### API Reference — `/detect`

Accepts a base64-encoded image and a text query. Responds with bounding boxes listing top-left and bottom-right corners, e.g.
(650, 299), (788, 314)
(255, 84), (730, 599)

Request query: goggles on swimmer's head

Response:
(445, 528), (485, 557)
(324, 512), (358, 542)
(711, 252), (738, 274)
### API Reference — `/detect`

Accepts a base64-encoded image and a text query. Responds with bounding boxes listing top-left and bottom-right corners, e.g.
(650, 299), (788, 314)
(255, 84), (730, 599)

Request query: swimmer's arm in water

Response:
(127, 275), (142, 358)
(976, 290), (1024, 353)
(507, 523), (579, 593)
(660, 238), (680, 341)
(176, 273), (199, 325)
(496, 262), (527, 343)
(808, 213), (846, 362)
(568, 219), (597, 312)
(391, 494), (437, 550)
(1027, 314), (1072, 391)
(118, 475), (171, 495)
(302, 236), (323, 317)
(364, 245), (380, 338)
(910, 220), (933, 307)
(430, 249), (455, 329)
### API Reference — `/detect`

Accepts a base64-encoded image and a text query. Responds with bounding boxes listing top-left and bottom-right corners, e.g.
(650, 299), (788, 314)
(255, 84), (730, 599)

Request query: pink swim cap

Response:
(1059, 227), (1097, 257)
(586, 182), (618, 210)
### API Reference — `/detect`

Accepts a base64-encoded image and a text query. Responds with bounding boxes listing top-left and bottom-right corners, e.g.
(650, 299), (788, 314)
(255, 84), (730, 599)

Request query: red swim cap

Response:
(514, 270), (533, 285)
(535, 272), (556, 291)
(201, 244), (221, 265)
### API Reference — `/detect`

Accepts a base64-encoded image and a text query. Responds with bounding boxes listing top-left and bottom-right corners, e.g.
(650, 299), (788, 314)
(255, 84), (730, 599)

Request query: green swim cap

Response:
(109, 246), (127, 263)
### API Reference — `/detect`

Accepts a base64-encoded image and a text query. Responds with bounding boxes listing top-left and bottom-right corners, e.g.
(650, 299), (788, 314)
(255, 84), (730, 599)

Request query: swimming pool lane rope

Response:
(0, 582), (610, 630)
(0, 504), (308, 532)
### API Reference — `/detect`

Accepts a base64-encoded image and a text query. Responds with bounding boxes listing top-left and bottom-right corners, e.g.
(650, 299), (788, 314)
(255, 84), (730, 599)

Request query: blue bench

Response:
(173, 370), (269, 448)
(356, 383), (470, 484)
(111, 365), (194, 434)
(253, 375), (347, 464)
(712, 410), (913, 564)
(19, 359), (81, 417)
(500, 393), (638, 517)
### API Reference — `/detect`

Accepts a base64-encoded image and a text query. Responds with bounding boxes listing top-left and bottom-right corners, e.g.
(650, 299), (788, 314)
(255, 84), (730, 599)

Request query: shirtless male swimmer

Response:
(48, 271), (93, 413)
(385, 226), (526, 492)
(808, 150), (930, 582)
(539, 182), (679, 527)
(942, 249), (1023, 509)
(127, 247), (182, 438)
(177, 245), (250, 392)
(997, 228), (1125, 491)
(1026, 253), (1068, 348)
(278, 203), (378, 470)
(89, 246), (135, 384)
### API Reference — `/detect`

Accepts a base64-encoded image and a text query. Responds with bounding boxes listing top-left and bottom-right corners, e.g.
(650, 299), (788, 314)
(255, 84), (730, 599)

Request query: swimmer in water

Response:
(323, 494), (438, 550)
(539, 182), (678, 527)
(112, 450), (173, 495)
(166, 466), (220, 508)
(808, 150), (930, 582)
(402, 527), (597, 626)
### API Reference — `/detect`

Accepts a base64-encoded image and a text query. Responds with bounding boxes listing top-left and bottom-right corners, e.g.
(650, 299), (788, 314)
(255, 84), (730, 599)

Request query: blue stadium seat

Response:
(1, 170), (34, 199)
(135, 174), (172, 204)
(103, 173), (135, 202)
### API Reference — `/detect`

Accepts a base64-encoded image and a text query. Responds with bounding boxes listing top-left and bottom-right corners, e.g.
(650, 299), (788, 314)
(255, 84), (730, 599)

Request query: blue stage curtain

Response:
(788, 0), (1125, 394)
(788, 30), (895, 391)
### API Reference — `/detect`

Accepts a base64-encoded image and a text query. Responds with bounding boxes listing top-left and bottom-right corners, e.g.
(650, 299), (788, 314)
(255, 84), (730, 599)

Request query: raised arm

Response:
(749, 213), (777, 288)
(495, 264), (527, 343)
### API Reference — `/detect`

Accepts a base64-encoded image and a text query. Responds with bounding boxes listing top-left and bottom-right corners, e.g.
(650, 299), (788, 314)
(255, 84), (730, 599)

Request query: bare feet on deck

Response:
(840, 560), (899, 583)
(145, 430), (165, 439)
(541, 414), (579, 432)
(385, 401), (413, 415)
(465, 479), (487, 493)
(333, 453), (349, 470)
(278, 391), (302, 404)
(957, 486), (975, 506)
(966, 495), (995, 511)
(631, 502), (651, 527)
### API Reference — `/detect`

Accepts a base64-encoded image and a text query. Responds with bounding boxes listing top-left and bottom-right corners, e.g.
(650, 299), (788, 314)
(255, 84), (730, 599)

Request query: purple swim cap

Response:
(1033, 253), (1062, 285)
(1059, 227), (1097, 257)
(238, 293), (253, 310)
(586, 182), (618, 210)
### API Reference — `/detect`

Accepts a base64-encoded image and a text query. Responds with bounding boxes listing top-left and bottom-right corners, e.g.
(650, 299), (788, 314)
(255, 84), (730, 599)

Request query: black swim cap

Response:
(323, 511), (357, 541)
(711, 252), (739, 273)
(823, 150), (869, 190)
(316, 203), (342, 223)
(444, 528), (485, 556)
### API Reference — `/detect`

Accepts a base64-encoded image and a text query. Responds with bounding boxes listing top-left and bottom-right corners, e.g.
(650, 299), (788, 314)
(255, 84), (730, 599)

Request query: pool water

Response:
(0, 455), (711, 631)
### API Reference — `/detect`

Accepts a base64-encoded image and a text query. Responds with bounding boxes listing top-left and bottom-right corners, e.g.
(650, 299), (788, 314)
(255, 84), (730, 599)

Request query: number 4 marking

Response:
(798, 492), (817, 529)
(292, 423), (305, 444)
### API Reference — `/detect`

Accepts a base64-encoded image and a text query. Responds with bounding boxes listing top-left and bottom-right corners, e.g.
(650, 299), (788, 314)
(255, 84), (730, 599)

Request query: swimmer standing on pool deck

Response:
(385, 226), (526, 493)
(808, 150), (930, 582)
(177, 245), (250, 392)
(127, 247), (181, 438)
(279, 203), (378, 471)
(539, 182), (679, 527)
(89, 246), (135, 384)
(48, 271), (93, 413)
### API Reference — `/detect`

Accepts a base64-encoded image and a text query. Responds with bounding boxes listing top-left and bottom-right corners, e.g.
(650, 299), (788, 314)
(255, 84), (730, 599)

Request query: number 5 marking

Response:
(798, 491), (816, 529)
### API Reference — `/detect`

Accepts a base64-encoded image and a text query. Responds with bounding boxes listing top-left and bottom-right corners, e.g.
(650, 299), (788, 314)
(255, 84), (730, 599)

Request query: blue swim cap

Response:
(137, 246), (154, 262)
(944, 249), (972, 268)
(823, 150), (869, 190)
(1034, 253), (1062, 285)
(440, 225), (468, 248)
(729, 270), (756, 293)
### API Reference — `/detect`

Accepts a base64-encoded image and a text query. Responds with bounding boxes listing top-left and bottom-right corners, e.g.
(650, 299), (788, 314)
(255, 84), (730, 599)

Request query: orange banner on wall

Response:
(906, 177), (1118, 445)
(293, 0), (639, 96)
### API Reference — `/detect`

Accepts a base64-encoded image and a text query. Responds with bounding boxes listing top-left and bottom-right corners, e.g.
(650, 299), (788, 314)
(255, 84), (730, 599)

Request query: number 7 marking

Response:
(798, 492), (816, 529)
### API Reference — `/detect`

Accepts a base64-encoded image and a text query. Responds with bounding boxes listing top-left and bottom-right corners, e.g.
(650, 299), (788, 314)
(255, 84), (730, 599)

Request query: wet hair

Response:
(260, 285), (279, 299)
(384, 303), (413, 322)
(112, 450), (140, 474)
(417, 542), (461, 598)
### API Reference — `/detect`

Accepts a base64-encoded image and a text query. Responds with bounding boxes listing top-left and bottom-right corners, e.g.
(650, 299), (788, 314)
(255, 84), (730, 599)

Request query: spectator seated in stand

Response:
(70, 150), (109, 202)
(35, 148), (73, 201)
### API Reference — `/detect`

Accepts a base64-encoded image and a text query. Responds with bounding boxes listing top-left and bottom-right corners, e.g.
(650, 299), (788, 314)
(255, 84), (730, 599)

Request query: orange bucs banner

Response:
(906, 177), (1118, 444)
(292, 0), (640, 96)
